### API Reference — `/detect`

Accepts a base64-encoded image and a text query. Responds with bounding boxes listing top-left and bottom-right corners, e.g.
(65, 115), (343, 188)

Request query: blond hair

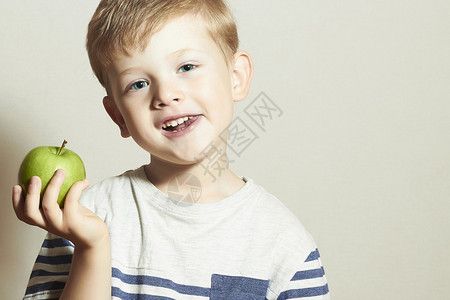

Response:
(86, 0), (239, 88)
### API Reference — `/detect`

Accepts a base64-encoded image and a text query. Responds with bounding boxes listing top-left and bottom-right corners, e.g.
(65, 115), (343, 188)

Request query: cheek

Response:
(195, 71), (233, 103)
(121, 105), (149, 133)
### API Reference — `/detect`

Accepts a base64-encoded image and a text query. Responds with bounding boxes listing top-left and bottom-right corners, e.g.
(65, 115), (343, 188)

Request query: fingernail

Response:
(13, 185), (20, 194)
(55, 169), (65, 177)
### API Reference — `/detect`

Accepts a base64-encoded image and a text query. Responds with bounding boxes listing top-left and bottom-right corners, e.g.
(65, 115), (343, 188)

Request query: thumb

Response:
(63, 179), (90, 211)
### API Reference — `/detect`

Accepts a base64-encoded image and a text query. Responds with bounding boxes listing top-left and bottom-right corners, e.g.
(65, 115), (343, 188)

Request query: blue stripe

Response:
(42, 238), (74, 248)
(304, 249), (320, 262)
(277, 284), (329, 299)
(211, 274), (269, 298)
(291, 267), (325, 281)
(30, 269), (70, 278)
(25, 281), (65, 295)
(112, 268), (210, 297)
(111, 287), (175, 300)
(36, 254), (73, 265)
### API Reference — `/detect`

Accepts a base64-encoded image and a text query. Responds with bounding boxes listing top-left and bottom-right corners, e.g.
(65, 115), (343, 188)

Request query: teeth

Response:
(163, 116), (194, 128)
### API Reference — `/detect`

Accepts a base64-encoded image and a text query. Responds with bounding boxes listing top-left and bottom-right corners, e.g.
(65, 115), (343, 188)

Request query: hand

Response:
(12, 169), (109, 249)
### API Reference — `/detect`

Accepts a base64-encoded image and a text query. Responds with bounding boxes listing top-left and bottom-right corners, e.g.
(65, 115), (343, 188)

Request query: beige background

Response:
(1, 0), (449, 299)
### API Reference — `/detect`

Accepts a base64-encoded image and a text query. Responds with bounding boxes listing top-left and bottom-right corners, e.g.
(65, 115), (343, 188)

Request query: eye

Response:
(179, 64), (196, 73)
(129, 81), (149, 91)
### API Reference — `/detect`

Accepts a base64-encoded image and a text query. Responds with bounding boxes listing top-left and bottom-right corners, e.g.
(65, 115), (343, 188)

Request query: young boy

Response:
(13, 0), (330, 299)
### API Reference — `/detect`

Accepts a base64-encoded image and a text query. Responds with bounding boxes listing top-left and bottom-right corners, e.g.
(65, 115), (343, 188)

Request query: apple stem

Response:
(57, 140), (67, 156)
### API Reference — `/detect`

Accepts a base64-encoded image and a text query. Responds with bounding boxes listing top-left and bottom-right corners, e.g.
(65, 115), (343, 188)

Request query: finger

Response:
(41, 169), (65, 228)
(63, 179), (90, 214)
(12, 185), (25, 221)
(22, 177), (47, 227)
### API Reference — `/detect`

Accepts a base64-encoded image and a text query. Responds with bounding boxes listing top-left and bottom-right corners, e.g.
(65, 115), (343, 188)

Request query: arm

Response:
(13, 169), (111, 299)
(60, 235), (111, 299)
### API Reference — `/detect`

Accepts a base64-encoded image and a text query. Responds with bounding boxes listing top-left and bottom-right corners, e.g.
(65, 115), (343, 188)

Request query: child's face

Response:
(105, 14), (241, 165)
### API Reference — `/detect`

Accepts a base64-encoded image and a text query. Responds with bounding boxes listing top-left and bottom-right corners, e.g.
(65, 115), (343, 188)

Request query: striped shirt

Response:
(24, 166), (330, 299)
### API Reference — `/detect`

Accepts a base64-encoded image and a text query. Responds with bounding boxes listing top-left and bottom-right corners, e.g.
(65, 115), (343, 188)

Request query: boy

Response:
(13, 0), (330, 299)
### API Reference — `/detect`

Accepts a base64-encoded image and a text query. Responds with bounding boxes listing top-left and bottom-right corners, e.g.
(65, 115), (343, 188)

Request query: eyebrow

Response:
(118, 67), (143, 77)
(169, 48), (204, 58)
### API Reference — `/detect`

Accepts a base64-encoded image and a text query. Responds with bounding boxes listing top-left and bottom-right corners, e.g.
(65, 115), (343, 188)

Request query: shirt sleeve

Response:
(23, 233), (74, 299)
(266, 229), (330, 300)
(275, 248), (330, 299)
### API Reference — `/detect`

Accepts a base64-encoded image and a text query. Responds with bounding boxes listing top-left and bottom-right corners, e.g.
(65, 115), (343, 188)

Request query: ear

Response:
(231, 50), (254, 102)
(103, 96), (131, 138)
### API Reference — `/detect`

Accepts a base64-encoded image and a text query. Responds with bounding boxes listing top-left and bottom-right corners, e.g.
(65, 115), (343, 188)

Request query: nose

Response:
(151, 78), (184, 109)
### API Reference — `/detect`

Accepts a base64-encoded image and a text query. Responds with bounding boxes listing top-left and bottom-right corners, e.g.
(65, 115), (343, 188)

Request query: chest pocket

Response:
(210, 274), (269, 300)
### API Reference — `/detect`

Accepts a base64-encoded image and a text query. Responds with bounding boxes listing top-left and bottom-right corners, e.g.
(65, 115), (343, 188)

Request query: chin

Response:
(151, 146), (209, 166)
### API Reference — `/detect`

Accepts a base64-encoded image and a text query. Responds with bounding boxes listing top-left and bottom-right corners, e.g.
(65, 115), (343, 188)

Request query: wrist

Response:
(72, 235), (111, 270)
(74, 231), (110, 253)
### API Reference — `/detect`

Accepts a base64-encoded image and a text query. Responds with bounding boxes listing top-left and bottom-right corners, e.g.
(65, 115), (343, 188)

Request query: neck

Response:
(144, 155), (245, 204)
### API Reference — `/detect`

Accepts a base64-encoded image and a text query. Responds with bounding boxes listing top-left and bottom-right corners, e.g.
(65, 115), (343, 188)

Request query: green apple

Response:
(18, 140), (86, 207)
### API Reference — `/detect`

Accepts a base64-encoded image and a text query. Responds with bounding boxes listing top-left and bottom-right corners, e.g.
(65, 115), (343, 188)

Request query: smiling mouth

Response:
(162, 115), (200, 133)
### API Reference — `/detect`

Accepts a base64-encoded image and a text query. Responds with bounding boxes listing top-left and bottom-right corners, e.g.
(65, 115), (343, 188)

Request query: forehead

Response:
(115, 14), (220, 66)
(149, 14), (213, 51)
